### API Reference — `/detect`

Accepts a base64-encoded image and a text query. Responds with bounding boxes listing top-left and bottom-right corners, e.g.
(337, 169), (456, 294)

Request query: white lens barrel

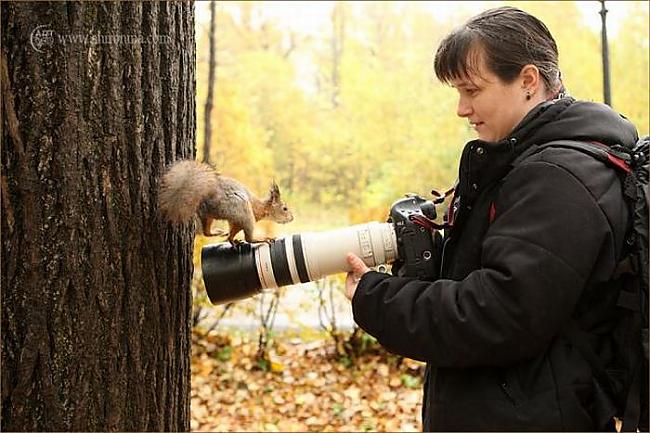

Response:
(300, 222), (397, 281)
(253, 222), (398, 289)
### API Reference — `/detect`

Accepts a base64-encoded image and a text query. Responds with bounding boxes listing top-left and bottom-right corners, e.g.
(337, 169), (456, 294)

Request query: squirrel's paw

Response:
(250, 237), (276, 245)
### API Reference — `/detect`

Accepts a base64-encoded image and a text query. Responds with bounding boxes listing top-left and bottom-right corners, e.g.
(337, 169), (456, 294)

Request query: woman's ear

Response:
(520, 64), (541, 96)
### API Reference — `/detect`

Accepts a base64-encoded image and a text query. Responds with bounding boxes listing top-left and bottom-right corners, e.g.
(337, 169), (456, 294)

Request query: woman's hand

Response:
(345, 253), (370, 300)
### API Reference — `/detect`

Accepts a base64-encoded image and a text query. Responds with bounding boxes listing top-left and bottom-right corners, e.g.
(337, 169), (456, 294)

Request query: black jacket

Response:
(352, 98), (639, 431)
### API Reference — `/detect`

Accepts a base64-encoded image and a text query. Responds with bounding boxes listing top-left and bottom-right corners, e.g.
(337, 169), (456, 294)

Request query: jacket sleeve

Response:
(352, 160), (615, 366)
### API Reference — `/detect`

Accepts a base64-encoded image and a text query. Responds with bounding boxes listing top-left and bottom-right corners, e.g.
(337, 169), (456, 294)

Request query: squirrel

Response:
(159, 160), (293, 244)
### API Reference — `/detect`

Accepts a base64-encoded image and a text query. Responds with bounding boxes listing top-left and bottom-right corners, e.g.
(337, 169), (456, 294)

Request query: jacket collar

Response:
(456, 98), (576, 204)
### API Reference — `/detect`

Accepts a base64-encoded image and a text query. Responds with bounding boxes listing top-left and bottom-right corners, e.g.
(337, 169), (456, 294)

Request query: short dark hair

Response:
(434, 7), (561, 94)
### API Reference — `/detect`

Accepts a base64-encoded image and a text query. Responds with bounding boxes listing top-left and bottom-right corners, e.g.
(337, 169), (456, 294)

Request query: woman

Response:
(345, 6), (641, 431)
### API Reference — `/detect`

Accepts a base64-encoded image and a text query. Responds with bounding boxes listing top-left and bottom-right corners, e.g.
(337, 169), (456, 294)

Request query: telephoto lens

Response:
(201, 222), (398, 304)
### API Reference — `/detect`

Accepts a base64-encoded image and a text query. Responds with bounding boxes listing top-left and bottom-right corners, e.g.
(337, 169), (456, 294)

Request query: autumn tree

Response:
(610, 1), (650, 134)
(200, 1), (648, 217)
(1, 2), (195, 430)
(202, 0), (217, 163)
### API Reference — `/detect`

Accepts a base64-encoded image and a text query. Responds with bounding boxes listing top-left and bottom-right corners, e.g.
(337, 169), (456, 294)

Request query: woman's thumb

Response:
(346, 253), (368, 273)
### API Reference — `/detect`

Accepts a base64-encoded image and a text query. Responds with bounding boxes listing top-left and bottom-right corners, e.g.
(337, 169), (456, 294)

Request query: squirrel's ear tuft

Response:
(270, 179), (281, 199)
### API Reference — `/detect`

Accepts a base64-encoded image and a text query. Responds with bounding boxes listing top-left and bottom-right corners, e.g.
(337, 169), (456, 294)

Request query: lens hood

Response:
(201, 242), (262, 304)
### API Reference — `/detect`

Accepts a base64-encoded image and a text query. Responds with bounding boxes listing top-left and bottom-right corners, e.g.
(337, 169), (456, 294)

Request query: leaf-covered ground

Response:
(191, 329), (424, 432)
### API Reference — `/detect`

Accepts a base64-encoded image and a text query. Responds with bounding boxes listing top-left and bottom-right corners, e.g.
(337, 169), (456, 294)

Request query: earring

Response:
(526, 91), (532, 101)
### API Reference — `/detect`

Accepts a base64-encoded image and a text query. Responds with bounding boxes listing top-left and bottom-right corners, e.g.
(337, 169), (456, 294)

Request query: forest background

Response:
(189, 1), (649, 431)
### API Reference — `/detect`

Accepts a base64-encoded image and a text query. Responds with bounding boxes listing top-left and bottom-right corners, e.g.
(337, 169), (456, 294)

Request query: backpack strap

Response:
(511, 139), (633, 171)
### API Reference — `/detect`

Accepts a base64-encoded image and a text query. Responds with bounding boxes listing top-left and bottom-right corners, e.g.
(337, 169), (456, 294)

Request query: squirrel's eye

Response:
(283, 206), (288, 211)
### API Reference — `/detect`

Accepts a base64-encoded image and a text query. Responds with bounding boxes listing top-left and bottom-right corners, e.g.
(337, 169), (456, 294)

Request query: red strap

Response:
(488, 202), (496, 224)
(589, 140), (632, 173)
(606, 153), (632, 173)
(409, 214), (450, 231)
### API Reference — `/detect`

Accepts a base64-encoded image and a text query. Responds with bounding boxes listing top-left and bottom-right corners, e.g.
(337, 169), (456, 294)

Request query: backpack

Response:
(520, 137), (649, 431)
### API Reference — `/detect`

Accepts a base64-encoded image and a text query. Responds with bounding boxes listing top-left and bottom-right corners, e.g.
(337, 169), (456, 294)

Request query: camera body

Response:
(388, 195), (442, 281)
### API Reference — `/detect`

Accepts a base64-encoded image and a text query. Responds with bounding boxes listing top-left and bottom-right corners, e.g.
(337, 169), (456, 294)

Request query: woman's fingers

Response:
(345, 253), (370, 300)
(346, 253), (370, 274)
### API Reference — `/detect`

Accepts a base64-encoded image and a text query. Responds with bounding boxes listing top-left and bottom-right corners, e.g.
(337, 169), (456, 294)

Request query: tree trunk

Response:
(202, 0), (216, 164)
(1, 2), (195, 431)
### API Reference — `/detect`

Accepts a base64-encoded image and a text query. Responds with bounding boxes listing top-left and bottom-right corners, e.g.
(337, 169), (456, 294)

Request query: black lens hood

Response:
(201, 242), (262, 304)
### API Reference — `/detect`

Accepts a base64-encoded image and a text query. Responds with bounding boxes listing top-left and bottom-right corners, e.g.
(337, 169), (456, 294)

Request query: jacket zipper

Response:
(439, 236), (451, 276)
(439, 193), (461, 276)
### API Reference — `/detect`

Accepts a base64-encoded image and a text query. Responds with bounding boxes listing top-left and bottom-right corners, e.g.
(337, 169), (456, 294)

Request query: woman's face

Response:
(450, 54), (540, 143)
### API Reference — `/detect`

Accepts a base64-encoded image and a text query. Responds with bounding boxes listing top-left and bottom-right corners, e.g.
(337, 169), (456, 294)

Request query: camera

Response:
(201, 194), (443, 304)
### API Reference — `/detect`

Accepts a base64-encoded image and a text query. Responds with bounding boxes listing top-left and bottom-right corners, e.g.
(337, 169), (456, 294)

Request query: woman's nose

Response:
(456, 97), (472, 118)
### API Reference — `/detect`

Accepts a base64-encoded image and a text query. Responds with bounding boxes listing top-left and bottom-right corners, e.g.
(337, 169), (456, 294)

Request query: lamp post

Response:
(599, 0), (612, 106)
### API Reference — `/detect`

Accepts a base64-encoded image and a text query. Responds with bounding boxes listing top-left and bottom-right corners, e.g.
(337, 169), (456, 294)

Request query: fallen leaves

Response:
(191, 329), (424, 432)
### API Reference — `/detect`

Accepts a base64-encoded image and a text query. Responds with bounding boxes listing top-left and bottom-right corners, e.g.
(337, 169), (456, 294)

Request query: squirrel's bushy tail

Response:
(159, 160), (219, 224)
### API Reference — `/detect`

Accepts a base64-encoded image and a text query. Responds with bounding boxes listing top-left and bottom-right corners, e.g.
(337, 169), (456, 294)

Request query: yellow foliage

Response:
(196, 1), (649, 229)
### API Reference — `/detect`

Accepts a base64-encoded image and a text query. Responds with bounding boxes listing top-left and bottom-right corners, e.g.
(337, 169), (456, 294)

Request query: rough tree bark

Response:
(1, 2), (195, 431)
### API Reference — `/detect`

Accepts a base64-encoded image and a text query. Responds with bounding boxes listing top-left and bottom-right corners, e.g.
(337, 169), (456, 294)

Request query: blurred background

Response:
(195, 0), (648, 212)
(189, 2), (649, 431)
